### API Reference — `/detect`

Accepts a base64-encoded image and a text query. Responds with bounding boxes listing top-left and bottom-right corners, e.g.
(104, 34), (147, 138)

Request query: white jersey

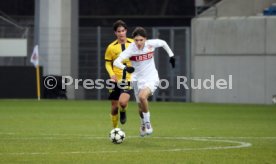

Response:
(114, 39), (174, 81)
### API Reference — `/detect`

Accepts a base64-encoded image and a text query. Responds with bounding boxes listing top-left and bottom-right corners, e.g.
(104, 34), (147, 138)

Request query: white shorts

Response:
(132, 79), (159, 103)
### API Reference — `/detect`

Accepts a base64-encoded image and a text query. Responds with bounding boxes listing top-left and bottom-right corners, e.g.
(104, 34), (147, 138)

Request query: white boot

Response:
(144, 122), (153, 135)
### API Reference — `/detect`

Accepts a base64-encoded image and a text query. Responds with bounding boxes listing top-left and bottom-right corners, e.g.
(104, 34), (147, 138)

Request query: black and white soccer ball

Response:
(109, 128), (126, 144)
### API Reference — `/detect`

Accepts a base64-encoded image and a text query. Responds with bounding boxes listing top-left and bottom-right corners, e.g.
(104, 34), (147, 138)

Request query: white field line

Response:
(0, 133), (256, 155)
(0, 138), (251, 155)
(1, 132), (276, 140)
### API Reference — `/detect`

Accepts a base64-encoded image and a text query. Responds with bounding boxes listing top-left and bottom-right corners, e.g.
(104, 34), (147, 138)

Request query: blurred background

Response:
(0, 0), (276, 104)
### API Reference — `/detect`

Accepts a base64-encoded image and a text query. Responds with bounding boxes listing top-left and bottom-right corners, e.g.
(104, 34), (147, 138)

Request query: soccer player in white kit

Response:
(114, 27), (175, 136)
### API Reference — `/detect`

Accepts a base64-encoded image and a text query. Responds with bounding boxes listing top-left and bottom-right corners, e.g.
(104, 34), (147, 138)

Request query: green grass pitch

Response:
(0, 100), (276, 163)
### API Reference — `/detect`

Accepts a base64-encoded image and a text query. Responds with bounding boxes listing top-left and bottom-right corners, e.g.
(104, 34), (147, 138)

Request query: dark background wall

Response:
(0, 66), (42, 98)
(0, 0), (195, 26)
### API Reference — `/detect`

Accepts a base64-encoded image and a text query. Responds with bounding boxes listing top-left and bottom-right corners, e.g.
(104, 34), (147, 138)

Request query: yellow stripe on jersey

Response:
(105, 38), (133, 81)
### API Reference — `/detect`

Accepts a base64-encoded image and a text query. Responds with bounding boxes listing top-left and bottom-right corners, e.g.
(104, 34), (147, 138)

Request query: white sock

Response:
(142, 112), (150, 123)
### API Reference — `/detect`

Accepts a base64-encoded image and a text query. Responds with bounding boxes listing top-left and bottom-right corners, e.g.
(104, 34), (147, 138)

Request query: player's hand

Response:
(124, 66), (135, 73)
(169, 57), (175, 68)
(110, 75), (118, 82)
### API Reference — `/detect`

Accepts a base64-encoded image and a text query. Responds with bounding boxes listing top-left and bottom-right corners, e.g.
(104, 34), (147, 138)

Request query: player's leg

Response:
(118, 92), (130, 124)
(138, 87), (151, 113)
(133, 81), (146, 136)
(109, 84), (120, 128)
(138, 103), (147, 137)
(138, 87), (153, 135)
(110, 100), (119, 128)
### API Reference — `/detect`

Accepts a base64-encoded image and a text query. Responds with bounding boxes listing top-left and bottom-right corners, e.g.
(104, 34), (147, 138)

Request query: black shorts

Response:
(108, 82), (132, 100)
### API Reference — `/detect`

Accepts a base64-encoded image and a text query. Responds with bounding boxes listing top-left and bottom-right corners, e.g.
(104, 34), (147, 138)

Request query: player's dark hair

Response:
(113, 20), (127, 31)
(132, 27), (147, 38)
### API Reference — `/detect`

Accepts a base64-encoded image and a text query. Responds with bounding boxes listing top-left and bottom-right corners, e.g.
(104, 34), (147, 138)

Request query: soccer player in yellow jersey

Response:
(105, 20), (133, 128)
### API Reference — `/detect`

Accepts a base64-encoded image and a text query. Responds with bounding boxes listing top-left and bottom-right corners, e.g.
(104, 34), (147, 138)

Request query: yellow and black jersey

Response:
(105, 38), (133, 81)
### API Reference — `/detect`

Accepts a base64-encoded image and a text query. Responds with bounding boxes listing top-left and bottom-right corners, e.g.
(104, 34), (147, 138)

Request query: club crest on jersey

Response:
(130, 52), (154, 61)
(147, 45), (154, 51)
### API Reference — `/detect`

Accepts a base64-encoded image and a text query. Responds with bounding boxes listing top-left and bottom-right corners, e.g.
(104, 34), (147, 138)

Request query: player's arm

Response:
(149, 39), (175, 68)
(105, 46), (117, 82)
(113, 47), (135, 73)
(105, 61), (117, 81)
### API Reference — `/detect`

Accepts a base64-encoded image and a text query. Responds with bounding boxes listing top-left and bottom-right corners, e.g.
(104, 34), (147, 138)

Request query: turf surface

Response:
(0, 100), (275, 163)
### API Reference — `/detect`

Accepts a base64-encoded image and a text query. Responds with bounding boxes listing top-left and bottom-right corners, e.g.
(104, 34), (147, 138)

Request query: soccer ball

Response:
(109, 128), (126, 144)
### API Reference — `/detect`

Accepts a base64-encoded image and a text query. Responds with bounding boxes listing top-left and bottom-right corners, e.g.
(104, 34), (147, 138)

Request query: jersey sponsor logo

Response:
(130, 52), (154, 61)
